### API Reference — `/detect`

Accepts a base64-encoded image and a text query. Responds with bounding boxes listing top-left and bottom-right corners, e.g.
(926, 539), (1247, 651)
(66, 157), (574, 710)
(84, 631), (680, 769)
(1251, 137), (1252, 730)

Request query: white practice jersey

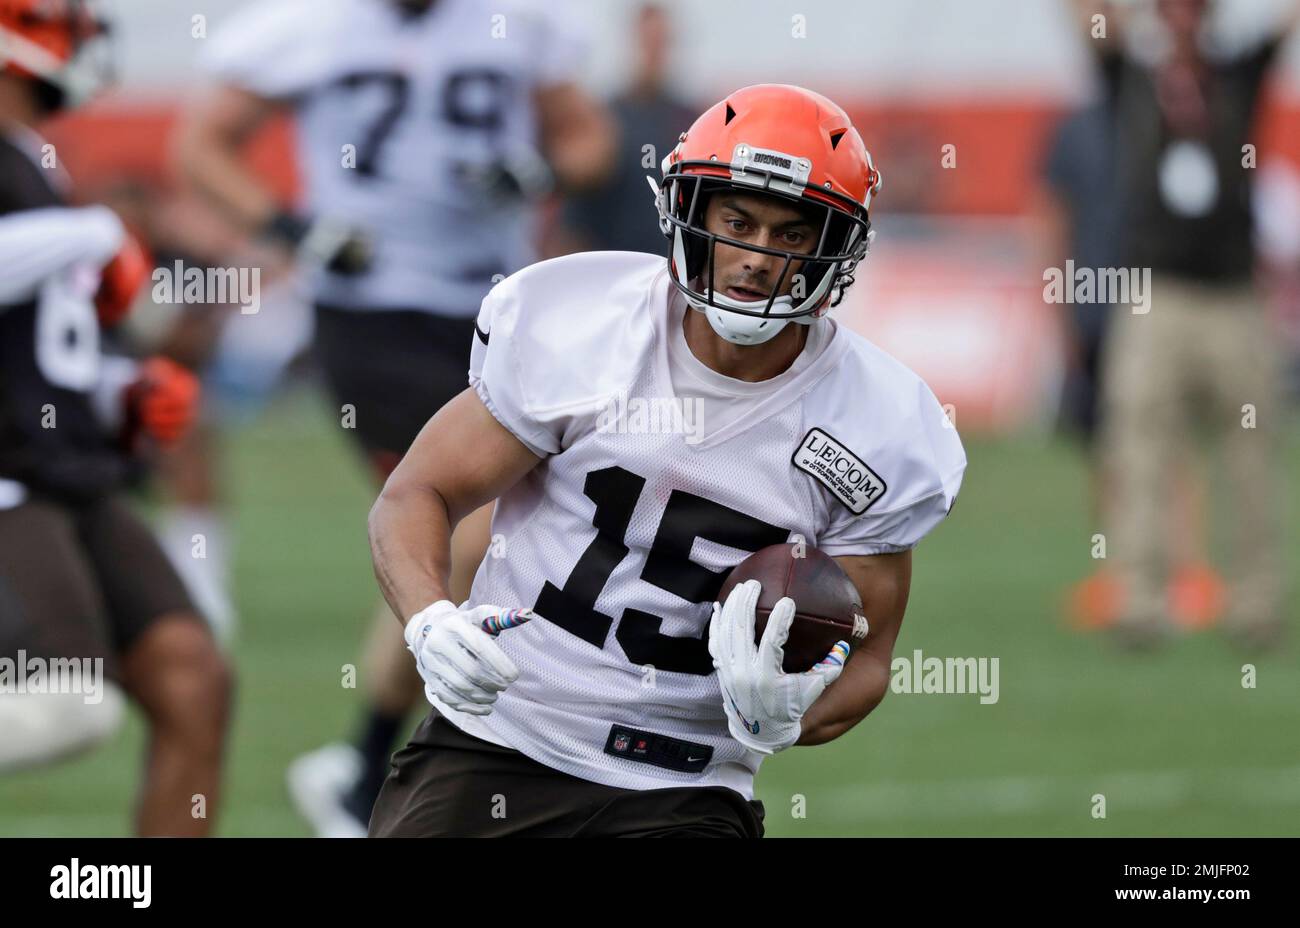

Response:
(433, 251), (967, 799)
(202, 0), (583, 314)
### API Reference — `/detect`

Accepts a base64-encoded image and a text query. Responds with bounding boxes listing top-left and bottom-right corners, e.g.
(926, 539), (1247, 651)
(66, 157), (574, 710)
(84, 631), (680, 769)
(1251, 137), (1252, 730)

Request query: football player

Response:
(176, 0), (614, 836)
(0, 0), (231, 836)
(366, 84), (966, 837)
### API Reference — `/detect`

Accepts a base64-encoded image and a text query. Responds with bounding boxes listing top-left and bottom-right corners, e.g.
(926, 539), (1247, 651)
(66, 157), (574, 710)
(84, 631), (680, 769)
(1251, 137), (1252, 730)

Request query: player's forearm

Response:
(801, 552), (910, 745)
(180, 141), (277, 229)
(368, 482), (457, 624)
(548, 130), (616, 193)
(796, 655), (889, 746)
(539, 89), (616, 192)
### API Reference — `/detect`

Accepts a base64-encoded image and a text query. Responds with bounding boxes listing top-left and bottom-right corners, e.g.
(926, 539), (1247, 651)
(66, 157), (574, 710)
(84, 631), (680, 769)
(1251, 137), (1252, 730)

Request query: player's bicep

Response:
(388, 386), (542, 525)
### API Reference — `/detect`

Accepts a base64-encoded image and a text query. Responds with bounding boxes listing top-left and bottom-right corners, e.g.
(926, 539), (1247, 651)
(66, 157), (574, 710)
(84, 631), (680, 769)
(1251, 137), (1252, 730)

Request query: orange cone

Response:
(1067, 570), (1125, 630)
(1168, 562), (1226, 630)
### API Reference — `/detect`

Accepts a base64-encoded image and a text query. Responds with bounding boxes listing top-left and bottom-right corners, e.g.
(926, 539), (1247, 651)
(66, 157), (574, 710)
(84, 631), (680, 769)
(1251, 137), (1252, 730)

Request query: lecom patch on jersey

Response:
(792, 428), (887, 515)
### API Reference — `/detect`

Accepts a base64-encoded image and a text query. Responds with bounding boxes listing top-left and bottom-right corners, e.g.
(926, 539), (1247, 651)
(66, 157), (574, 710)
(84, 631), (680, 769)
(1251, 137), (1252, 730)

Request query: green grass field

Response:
(3, 389), (1298, 836)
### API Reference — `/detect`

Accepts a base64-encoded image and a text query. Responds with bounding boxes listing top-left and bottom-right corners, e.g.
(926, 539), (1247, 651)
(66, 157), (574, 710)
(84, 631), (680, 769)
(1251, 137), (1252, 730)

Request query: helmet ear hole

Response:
(32, 78), (67, 114)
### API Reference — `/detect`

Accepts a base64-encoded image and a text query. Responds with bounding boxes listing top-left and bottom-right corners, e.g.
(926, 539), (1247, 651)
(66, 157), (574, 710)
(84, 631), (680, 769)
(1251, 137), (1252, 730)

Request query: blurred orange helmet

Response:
(654, 83), (882, 344)
(0, 0), (111, 111)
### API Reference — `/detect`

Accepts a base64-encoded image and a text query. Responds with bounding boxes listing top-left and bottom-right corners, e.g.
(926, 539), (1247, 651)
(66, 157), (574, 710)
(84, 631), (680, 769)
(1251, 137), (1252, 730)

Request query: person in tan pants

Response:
(1102, 275), (1284, 649)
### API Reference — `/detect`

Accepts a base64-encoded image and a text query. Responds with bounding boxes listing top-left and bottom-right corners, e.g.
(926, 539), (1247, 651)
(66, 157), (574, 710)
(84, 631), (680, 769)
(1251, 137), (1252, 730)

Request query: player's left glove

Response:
(708, 579), (849, 756)
(263, 211), (373, 275)
(404, 600), (534, 716)
(124, 357), (200, 449)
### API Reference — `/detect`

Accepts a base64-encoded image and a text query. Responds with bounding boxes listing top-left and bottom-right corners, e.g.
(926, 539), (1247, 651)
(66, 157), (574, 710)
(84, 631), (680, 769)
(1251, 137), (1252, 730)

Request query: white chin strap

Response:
(688, 290), (797, 346)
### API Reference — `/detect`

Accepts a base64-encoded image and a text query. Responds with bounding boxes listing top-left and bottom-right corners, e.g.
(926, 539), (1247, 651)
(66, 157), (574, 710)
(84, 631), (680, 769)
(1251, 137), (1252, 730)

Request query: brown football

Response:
(718, 543), (867, 673)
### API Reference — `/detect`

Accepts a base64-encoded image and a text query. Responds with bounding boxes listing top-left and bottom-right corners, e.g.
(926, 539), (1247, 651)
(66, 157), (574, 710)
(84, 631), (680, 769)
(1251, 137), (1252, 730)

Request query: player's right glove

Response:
(263, 210), (373, 275)
(708, 579), (849, 756)
(124, 357), (201, 449)
(404, 600), (533, 716)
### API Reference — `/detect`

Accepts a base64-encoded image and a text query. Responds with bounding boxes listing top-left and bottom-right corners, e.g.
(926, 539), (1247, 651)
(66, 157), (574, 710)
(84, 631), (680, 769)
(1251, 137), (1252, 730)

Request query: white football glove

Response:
(263, 211), (372, 275)
(707, 579), (850, 756)
(404, 600), (533, 716)
(454, 145), (554, 205)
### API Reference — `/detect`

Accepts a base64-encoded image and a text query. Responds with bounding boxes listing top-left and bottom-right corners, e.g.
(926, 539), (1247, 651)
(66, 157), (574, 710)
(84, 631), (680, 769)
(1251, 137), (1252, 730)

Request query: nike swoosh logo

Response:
(474, 322), (490, 345)
(728, 696), (760, 734)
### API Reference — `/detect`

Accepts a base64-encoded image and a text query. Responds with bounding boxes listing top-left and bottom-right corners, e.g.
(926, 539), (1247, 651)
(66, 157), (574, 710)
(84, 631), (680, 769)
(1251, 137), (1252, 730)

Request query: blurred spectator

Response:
(1039, 92), (1122, 449)
(1039, 3), (1224, 634)
(1097, 0), (1300, 650)
(553, 4), (697, 256)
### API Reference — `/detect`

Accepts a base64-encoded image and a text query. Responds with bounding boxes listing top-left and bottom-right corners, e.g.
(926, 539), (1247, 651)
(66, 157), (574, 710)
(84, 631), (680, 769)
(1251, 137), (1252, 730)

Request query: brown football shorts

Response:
(0, 494), (201, 684)
(368, 710), (766, 838)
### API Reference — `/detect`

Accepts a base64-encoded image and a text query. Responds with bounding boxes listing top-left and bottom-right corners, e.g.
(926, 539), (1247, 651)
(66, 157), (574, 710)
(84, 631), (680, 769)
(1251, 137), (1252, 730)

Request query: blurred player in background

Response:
(1098, 0), (1299, 650)
(552, 3), (697, 257)
(93, 176), (250, 645)
(0, 0), (231, 836)
(177, 0), (614, 836)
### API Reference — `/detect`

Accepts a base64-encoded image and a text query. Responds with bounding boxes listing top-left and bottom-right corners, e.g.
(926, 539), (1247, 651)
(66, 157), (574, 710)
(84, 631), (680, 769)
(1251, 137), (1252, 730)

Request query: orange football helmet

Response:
(0, 0), (111, 111)
(654, 84), (882, 344)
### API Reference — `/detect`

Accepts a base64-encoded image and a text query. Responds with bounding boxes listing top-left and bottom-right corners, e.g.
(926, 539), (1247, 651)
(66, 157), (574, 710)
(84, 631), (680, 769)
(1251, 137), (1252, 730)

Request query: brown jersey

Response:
(0, 130), (135, 502)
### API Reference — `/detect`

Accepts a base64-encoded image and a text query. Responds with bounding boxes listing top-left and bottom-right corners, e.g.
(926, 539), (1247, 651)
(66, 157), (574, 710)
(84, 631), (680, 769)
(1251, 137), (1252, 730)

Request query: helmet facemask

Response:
(0, 0), (114, 113)
(655, 156), (873, 346)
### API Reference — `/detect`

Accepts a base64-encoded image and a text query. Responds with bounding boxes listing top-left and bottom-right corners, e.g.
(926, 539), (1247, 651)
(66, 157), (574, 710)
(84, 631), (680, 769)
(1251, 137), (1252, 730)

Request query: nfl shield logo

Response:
(613, 733), (630, 752)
